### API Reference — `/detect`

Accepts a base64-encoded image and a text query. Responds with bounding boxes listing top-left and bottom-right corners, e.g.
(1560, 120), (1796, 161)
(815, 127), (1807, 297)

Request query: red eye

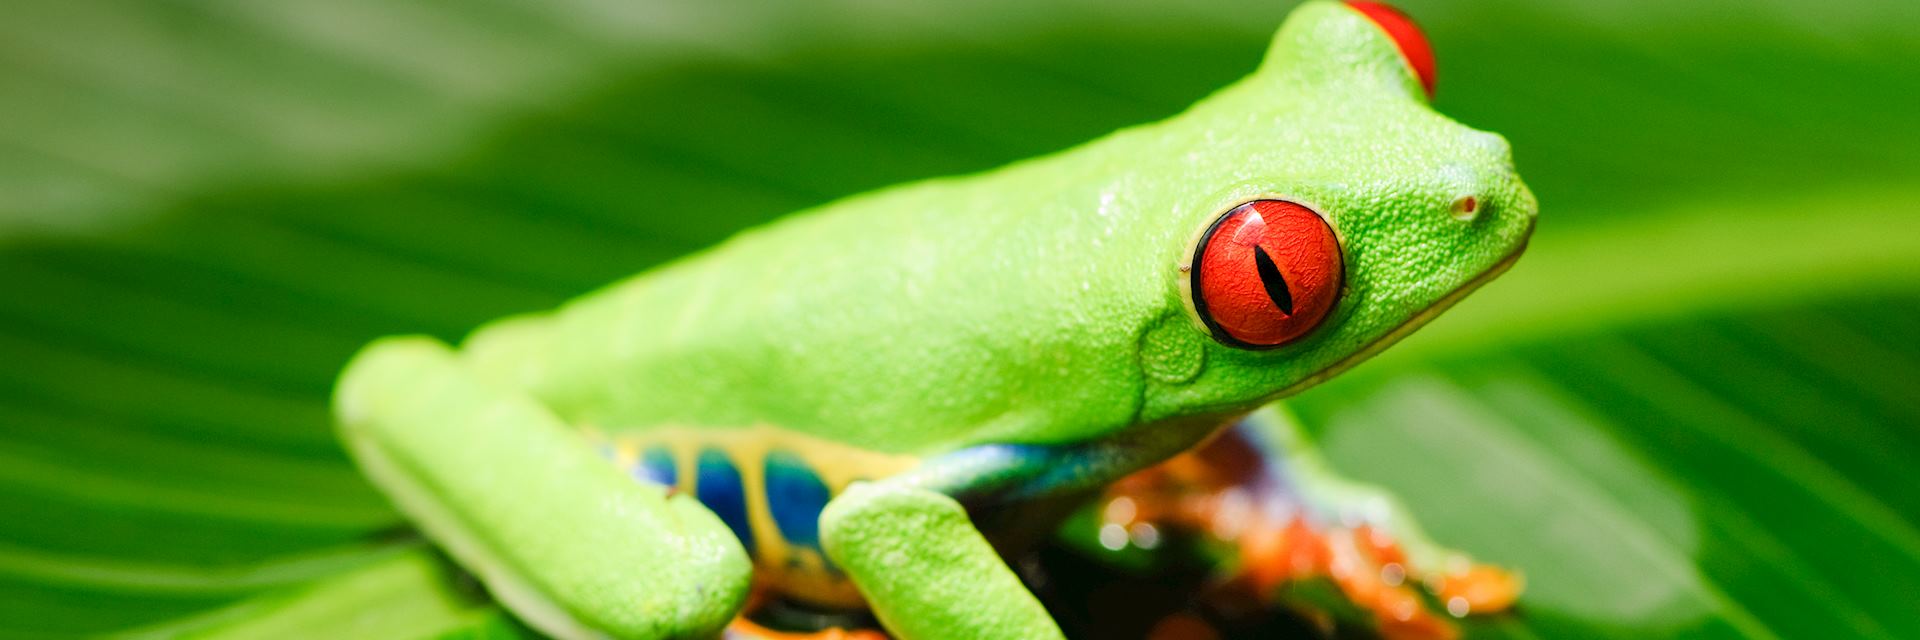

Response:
(1346, 1), (1437, 99)
(1190, 200), (1343, 349)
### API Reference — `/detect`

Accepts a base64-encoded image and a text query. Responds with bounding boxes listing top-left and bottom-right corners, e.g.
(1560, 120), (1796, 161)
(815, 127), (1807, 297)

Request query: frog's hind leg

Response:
(1098, 406), (1520, 640)
(335, 336), (753, 640)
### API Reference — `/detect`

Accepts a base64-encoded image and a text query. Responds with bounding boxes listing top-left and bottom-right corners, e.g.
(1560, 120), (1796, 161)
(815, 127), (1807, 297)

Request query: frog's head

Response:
(1136, 1), (1536, 423)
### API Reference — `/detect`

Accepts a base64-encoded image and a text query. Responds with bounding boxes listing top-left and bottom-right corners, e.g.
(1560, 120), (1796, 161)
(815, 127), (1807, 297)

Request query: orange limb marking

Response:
(1436, 565), (1524, 616)
(724, 618), (887, 640)
(1146, 613), (1224, 640)
(723, 586), (889, 640)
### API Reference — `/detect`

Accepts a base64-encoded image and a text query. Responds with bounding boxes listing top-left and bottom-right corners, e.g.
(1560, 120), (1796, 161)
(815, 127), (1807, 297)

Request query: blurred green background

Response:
(1, 0), (1916, 638)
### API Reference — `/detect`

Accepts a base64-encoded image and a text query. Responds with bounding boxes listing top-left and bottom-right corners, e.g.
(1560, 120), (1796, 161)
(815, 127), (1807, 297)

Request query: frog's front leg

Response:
(818, 435), (1183, 640)
(820, 482), (1063, 640)
(334, 337), (753, 640)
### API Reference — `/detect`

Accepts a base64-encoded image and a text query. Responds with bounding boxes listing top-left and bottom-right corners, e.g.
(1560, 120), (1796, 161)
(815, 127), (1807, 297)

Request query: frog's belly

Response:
(591, 426), (919, 610)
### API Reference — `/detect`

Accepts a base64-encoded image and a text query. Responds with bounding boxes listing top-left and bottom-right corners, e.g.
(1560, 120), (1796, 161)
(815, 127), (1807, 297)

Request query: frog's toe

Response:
(1289, 501), (1525, 629)
(723, 618), (887, 640)
(1431, 563), (1524, 620)
(724, 589), (887, 640)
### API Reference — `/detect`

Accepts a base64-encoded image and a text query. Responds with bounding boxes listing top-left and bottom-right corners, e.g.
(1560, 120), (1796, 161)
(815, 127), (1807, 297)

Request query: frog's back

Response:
(458, 131), (1168, 457)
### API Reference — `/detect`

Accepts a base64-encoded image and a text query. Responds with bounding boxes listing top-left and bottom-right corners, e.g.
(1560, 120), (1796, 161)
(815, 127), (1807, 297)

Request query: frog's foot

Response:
(1223, 518), (1519, 640)
(1099, 410), (1521, 639)
(725, 590), (888, 640)
(725, 619), (886, 640)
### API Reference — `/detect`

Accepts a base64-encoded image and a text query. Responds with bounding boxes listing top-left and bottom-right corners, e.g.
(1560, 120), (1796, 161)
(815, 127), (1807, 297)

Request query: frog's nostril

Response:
(1449, 195), (1481, 221)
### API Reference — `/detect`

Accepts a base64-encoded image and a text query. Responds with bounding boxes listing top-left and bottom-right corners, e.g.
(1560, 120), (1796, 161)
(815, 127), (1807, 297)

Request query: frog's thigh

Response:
(335, 336), (751, 640)
(819, 483), (1064, 640)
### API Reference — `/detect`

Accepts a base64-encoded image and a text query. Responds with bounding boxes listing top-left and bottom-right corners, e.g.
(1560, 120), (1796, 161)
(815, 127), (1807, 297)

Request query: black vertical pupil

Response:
(1252, 245), (1295, 315)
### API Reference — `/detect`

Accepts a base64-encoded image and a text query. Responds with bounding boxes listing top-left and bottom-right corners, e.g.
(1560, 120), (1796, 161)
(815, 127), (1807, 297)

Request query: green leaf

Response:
(114, 549), (515, 640)
(1293, 295), (1920, 639)
(0, 0), (1913, 638)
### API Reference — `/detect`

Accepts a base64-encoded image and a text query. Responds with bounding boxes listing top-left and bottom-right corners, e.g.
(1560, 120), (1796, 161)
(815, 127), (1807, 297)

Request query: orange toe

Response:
(725, 617), (887, 640)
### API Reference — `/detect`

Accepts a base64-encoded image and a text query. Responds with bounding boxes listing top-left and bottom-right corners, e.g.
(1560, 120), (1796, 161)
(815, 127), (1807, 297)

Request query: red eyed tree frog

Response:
(332, 2), (1536, 638)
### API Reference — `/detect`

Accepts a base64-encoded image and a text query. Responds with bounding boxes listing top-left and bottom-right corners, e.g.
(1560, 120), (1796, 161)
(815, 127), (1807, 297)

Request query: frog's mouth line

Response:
(1271, 238), (1531, 400)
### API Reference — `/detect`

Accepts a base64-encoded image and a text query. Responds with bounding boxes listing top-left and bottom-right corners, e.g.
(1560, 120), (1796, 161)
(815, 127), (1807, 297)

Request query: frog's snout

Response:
(1466, 131), (1517, 179)
(1442, 131), (1534, 228)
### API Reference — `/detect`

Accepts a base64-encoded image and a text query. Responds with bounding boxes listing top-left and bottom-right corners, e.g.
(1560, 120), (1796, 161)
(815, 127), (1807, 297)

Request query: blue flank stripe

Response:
(763, 450), (831, 550)
(695, 448), (755, 554)
(635, 445), (678, 487)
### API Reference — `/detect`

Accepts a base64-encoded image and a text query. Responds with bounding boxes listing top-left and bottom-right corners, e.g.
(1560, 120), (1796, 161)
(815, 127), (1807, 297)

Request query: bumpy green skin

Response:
(455, 1), (1533, 454)
(333, 3), (1536, 639)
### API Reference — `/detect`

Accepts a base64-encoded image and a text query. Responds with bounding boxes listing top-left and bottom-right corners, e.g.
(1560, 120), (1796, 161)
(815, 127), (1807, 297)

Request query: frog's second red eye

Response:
(1190, 200), (1343, 349)
(1347, 1), (1437, 99)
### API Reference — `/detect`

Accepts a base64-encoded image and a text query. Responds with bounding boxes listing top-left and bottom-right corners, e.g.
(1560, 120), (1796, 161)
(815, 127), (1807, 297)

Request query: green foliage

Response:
(0, 0), (1913, 638)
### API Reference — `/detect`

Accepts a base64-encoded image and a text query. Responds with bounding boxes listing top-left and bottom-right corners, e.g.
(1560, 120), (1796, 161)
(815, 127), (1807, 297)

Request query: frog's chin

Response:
(1268, 238), (1530, 401)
